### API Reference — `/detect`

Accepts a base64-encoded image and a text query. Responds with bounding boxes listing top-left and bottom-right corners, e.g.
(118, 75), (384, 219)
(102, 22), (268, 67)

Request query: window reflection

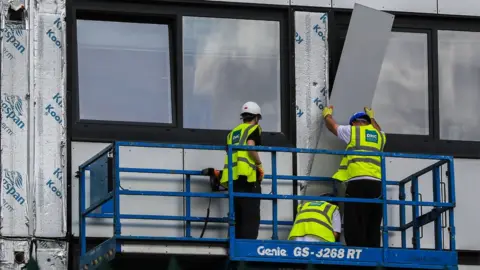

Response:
(77, 20), (172, 123)
(438, 30), (480, 141)
(372, 32), (429, 135)
(182, 17), (281, 132)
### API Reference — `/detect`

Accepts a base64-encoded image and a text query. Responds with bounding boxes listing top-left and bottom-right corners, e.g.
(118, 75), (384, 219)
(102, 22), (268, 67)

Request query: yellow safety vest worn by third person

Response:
(288, 201), (338, 242)
(220, 123), (261, 186)
(332, 125), (386, 181)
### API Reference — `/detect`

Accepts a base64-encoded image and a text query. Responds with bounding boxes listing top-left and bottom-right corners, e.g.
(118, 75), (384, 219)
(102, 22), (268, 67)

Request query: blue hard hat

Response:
(349, 111), (371, 125)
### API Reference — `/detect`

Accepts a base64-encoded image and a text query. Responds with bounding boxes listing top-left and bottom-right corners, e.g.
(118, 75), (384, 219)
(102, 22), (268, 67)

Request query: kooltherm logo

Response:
(46, 168), (63, 199)
(2, 169), (26, 206)
(45, 93), (63, 125)
(1, 94), (25, 130)
(46, 18), (63, 49)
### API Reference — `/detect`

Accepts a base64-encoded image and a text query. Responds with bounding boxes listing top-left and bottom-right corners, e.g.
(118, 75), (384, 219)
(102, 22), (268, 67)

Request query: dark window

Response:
(68, 2), (292, 146)
(438, 30), (480, 142)
(329, 12), (480, 157)
(182, 16), (281, 132)
(77, 20), (173, 124)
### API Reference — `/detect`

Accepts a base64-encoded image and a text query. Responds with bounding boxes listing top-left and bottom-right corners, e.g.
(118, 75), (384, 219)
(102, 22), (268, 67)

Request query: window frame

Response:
(327, 11), (480, 158)
(68, 0), (294, 147)
(74, 12), (177, 127)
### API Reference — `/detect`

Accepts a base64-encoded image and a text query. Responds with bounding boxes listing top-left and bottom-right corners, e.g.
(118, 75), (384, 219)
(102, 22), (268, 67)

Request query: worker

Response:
(288, 193), (341, 243)
(203, 101), (264, 240)
(322, 106), (386, 248)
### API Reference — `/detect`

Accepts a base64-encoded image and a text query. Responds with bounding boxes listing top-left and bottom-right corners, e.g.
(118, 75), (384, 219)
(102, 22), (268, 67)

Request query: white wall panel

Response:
(73, 143), (294, 241)
(185, 149), (228, 239)
(1, 22), (31, 237)
(438, 0), (480, 17)
(450, 159), (480, 250)
(185, 150), (294, 240)
(383, 158), (448, 249)
(460, 266), (480, 270)
(332, 0), (438, 14)
(71, 142), (185, 238)
(384, 158), (480, 251)
(291, 0), (331, 7)
(117, 145), (184, 238)
(256, 152), (293, 240)
(33, 14), (67, 238)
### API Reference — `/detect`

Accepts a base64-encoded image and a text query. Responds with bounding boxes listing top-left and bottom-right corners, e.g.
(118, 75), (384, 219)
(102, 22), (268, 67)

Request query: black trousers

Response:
(233, 176), (261, 239)
(344, 179), (383, 247)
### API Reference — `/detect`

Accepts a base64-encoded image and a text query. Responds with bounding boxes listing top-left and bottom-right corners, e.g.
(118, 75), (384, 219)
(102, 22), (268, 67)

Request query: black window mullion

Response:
(280, 12), (293, 144)
(175, 14), (183, 129)
(431, 28), (440, 140)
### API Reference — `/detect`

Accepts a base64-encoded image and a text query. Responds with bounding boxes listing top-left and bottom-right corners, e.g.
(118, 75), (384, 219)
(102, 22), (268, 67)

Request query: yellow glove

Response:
(364, 107), (375, 119)
(322, 106), (333, 118)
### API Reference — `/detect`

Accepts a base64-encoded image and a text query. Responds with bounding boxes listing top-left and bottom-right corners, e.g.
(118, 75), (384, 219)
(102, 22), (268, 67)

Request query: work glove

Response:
(364, 107), (375, 119)
(322, 106), (333, 119)
(256, 163), (264, 183)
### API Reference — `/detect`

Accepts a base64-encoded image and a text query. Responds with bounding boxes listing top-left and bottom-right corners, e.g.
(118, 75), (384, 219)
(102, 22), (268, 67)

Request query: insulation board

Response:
(33, 13), (67, 238)
(1, 21), (30, 237)
(294, 11), (329, 191)
(307, 4), (394, 197)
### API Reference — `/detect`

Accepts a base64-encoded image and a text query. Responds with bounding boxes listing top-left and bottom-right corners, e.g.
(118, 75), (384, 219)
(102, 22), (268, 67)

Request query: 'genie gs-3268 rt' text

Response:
(256, 246), (363, 260)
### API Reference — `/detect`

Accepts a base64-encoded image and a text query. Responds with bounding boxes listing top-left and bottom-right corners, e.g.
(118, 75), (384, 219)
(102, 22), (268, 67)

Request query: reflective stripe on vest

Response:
(337, 125), (385, 170)
(335, 125), (385, 180)
(223, 157), (257, 170)
(288, 201), (337, 242)
(294, 204), (335, 232)
(220, 123), (260, 184)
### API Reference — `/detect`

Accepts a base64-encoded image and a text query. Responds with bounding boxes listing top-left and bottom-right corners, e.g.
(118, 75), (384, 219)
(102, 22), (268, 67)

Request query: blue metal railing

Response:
(78, 141), (457, 270)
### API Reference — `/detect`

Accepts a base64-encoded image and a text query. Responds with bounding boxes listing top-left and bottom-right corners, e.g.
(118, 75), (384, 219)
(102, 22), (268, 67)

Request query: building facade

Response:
(1, 0), (480, 269)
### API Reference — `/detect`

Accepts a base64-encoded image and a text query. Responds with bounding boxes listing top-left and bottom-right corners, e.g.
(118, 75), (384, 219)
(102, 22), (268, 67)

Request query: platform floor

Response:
(73, 238), (459, 270)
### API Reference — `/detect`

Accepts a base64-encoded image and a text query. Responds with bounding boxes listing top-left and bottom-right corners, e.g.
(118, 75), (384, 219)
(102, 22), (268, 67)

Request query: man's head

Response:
(240, 101), (262, 124)
(349, 111), (371, 126)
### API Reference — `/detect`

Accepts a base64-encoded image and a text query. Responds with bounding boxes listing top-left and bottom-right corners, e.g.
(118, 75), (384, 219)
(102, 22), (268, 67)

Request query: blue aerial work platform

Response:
(78, 141), (458, 270)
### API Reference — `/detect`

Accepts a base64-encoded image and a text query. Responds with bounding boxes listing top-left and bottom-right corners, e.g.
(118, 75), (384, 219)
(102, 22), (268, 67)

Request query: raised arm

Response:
(323, 106), (339, 136)
(364, 107), (382, 131)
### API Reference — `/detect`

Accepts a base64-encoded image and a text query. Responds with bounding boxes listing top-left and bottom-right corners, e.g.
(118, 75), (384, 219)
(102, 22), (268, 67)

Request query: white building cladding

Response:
(2, 0), (480, 269)
(1, 0), (68, 267)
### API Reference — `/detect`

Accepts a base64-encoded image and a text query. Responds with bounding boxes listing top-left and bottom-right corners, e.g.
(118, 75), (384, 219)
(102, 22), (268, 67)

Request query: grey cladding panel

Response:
(330, 3), (394, 124)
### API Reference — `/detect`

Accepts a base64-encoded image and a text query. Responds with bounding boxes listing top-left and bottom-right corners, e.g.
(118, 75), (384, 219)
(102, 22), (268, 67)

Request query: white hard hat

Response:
(241, 101), (262, 117)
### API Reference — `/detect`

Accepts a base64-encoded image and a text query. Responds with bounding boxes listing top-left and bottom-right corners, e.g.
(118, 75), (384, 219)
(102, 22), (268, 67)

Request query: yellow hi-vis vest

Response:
(332, 125), (386, 182)
(220, 123), (261, 186)
(288, 201), (338, 242)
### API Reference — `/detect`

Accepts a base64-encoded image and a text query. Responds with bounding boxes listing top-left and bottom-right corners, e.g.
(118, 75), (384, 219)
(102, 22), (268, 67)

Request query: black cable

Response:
(200, 197), (212, 238)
